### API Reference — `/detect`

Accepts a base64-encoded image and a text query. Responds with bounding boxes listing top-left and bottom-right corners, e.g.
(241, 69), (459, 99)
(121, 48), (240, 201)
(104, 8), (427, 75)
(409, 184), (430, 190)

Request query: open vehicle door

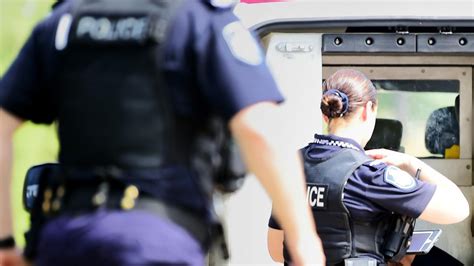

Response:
(222, 1), (473, 265)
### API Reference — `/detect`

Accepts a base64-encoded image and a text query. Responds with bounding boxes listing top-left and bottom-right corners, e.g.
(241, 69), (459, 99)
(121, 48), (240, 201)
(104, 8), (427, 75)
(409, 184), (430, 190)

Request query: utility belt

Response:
(23, 164), (227, 261)
(44, 179), (210, 246)
(284, 258), (386, 266)
(342, 258), (386, 266)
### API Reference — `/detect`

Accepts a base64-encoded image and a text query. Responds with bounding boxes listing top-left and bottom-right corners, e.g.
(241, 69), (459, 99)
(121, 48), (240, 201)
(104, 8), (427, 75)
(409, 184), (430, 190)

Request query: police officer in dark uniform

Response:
(267, 69), (469, 265)
(0, 0), (325, 265)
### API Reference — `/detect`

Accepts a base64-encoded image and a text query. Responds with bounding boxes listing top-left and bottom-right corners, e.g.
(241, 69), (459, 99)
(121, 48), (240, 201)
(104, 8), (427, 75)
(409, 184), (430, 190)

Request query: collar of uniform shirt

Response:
(312, 133), (362, 151)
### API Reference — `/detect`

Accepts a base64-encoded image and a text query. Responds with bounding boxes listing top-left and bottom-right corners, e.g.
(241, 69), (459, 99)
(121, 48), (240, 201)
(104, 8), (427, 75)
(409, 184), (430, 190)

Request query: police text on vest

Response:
(76, 16), (148, 42)
(306, 184), (328, 209)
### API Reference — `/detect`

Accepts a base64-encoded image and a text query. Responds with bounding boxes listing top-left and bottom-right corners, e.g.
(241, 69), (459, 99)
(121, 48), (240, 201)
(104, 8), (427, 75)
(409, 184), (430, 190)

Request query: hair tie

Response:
(323, 89), (349, 117)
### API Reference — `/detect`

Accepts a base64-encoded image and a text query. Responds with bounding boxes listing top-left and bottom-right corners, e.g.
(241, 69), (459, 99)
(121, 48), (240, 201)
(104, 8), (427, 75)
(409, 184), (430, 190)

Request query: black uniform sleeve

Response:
(0, 20), (57, 124)
(268, 214), (282, 230)
(352, 161), (436, 218)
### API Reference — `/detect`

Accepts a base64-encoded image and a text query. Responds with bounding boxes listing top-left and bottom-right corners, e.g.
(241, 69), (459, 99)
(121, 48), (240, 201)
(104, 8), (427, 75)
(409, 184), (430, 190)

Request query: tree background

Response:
(0, 0), (58, 246)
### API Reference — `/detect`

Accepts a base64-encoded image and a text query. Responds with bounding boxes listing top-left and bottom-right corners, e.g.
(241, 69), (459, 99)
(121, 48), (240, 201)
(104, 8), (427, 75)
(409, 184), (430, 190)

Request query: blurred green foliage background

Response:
(1, 0), (58, 246)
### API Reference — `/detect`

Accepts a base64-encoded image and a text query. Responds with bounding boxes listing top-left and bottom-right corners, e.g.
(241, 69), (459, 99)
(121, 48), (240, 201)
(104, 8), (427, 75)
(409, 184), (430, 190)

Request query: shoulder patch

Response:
(207, 0), (238, 9)
(384, 166), (416, 190)
(222, 21), (263, 65)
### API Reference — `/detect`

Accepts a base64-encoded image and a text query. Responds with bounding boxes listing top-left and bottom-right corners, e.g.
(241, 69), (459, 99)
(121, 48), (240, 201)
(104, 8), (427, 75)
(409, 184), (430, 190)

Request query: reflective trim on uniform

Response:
(313, 136), (361, 151)
(383, 166), (416, 190)
(55, 13), (73, 50)
(222, 21), (263, 65)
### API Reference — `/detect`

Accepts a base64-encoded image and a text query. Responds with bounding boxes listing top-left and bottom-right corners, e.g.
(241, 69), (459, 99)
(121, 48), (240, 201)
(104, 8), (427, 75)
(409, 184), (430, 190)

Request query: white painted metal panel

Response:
(223, 32), (323, 265)
(235, 1), (474, 29)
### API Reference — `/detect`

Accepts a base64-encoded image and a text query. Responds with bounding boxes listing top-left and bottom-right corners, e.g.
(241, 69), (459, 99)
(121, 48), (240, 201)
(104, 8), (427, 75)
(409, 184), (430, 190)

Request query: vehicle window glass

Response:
(374, 80), (460, 158)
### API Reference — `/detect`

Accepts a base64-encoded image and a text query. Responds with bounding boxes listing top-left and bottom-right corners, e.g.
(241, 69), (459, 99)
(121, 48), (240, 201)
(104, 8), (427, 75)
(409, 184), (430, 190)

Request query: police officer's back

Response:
(0, 0), (325, 265)
(267, 69), (469, 265)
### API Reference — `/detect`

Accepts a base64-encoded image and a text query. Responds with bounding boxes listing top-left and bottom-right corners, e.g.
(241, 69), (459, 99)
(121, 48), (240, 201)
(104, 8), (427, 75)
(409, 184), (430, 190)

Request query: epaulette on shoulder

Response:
(368, 160), (385, 167)
(203, 0), (238, 10)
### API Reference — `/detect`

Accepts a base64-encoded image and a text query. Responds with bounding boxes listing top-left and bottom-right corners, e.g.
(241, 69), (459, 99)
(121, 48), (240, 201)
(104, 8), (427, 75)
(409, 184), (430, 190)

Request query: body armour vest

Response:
(54, 0), (188, 169)
(53, 0), (246, 194)
(283, 148), (393, 265)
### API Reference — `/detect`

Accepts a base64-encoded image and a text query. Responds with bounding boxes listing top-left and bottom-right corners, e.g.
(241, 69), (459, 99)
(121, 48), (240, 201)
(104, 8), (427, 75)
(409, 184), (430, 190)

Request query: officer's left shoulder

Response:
(202, 0), (238, 10)
(354, 160), (386, 183)
(361, 159), (387, 172)
(357, 161), (417, 191)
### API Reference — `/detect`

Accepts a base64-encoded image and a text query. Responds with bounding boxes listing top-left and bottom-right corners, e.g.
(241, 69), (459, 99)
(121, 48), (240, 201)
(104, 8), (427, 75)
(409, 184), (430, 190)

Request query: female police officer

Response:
(0, 0), (324, 265)
(267, 69), (469, 265)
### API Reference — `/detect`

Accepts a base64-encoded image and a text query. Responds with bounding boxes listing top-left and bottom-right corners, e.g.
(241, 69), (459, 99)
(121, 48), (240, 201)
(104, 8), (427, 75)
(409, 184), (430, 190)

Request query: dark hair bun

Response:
(321, 94), (344, 118)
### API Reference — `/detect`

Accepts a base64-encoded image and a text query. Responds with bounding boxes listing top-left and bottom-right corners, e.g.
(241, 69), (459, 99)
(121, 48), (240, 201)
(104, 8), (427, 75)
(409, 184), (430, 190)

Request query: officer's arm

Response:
(230, 102), (325, 265)
(267, 228), (284, 262)
(413, 158), (469, 224)
(0, 108), (24, 239)
(366, 149), (469, 224)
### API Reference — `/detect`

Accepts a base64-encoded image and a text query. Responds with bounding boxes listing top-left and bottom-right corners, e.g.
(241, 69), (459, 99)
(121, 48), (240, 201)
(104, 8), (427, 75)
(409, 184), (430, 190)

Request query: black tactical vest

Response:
(54, 0), (189, 169)
(52, 0), (245, 194)
(283, 148), (393, 265)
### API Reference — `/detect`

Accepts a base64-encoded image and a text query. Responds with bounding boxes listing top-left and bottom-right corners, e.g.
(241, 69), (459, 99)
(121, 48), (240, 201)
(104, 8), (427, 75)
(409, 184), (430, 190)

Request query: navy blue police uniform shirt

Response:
(269, 134), (436, 229)
(0, 0), (284, 217)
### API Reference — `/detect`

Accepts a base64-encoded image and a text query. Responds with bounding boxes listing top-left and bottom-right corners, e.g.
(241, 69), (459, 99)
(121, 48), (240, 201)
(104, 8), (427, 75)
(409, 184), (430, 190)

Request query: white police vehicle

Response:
(223, 1), (474, 264)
